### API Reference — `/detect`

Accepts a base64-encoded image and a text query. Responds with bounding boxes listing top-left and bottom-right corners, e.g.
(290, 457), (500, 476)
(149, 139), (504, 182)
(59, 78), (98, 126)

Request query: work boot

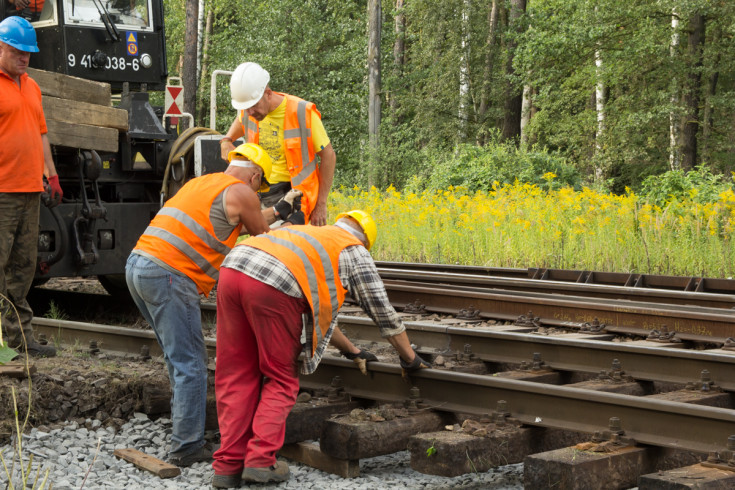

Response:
(24, 342), (56, 358)
(241, 460), (290, 483)
(168, 442), (217, 467)
(211, 472), (241, 488)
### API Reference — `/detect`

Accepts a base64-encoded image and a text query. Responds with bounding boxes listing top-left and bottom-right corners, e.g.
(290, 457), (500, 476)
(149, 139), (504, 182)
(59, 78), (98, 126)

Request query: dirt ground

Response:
(0, 350), (174, 443)
(1, 279), (178, 442)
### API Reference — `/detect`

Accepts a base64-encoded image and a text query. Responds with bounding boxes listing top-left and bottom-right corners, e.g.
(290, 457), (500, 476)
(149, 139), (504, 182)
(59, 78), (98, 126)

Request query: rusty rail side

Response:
(381, 281), (735, 341)
(377, 269), (735, 309)
(301, 358), (735, 455)
(338, 316), (735, 391)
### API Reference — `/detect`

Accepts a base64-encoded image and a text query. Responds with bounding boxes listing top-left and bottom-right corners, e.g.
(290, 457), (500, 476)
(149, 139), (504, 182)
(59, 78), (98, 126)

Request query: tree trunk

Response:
(501, 0), (526, 143)
(182, 0), (199, 127)
(458, 0), (471, 140)
(669, 10), (681, 171)
(681, 13), (705, 172)
(702, 25), (720, 162)
(197, 8), (214, 128)
(594, 48), (605, 181)
(390, 0), (405, 117)
(477, 0), (499, 138)
(367, 0), (381, 186)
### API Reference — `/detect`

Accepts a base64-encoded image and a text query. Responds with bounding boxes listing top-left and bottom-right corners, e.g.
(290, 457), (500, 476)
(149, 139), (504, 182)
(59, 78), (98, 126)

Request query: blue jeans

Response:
(125, 253), (207, 457)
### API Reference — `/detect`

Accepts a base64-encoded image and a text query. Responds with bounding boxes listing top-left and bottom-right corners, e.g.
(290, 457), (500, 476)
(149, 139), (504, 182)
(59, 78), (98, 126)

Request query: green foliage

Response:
(160, 0), (735, 193)
(640, 165), (733, 206)
(412, 141), (581, 193)
(426, 440), (437, 457)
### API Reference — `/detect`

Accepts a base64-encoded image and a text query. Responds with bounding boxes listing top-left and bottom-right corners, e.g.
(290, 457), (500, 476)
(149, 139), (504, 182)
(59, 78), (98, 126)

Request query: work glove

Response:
(284, 210), (305, 226)
(274, 189), (303, 220)
(43, 175), (63, 208)
(342, 348), (378, 375)
(400, 350), (431, 381)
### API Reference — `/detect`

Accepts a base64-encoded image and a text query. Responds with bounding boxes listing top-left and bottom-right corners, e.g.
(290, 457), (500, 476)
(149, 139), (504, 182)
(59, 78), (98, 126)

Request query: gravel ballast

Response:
(0, 414), (523, 489)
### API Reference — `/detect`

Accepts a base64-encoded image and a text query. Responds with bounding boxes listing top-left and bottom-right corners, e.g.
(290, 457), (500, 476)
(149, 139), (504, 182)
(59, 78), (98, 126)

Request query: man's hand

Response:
(43, 175), (63, 208)
(309, 201), (327, 226)
(400, 350), (431, 380)
(220, 139), (236, 161)
(274, 189), (303, 219)
(342, 348), (378, 375)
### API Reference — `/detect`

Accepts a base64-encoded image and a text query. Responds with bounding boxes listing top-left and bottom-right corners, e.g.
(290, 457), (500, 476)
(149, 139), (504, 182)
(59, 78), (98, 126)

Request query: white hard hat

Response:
(230, 62), (270, 110)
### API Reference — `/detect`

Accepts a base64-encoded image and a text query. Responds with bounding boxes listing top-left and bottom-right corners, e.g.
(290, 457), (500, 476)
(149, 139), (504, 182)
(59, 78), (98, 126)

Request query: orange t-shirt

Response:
(15, 0), (45, 13)
(0, 71), (47, 193)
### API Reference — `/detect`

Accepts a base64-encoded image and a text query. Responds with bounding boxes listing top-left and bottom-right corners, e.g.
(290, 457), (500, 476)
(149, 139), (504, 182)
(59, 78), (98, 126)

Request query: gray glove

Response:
(400, 351), (431, 379)
(342, 348), (378, 375)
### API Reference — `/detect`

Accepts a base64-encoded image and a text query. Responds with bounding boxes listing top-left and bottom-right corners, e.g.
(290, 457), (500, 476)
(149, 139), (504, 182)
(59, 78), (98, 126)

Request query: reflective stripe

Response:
(142, 226), (219, 281)
(286, 228), (339, 314)
(258, 229), (344, 347)
(292, 157), (317, 186)
(157, 207), (232, 256)
(284, 101), (318, 187)
(246, 118), (258, 138)
(284, 128), (311, 139)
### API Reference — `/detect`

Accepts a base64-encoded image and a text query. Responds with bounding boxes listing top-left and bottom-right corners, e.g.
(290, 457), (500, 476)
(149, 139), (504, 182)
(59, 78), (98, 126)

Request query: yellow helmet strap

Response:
(335, 219), (367, 246)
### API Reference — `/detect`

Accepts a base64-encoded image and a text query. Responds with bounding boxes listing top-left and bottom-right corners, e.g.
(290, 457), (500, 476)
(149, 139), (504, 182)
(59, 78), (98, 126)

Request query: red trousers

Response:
(213, 268), (307, 474)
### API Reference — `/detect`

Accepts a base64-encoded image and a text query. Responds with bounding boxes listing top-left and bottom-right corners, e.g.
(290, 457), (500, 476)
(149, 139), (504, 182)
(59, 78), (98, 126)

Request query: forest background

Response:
(163, 0), (735, 276)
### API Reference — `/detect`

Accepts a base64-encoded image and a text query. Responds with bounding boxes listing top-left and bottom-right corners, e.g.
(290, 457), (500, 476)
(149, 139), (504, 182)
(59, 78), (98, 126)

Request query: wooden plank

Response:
(27, 68), (110, 106)
(279, 442), (359, 478)
(0, 362), (36, 378)
(46, 120), (119, 153)
(43, 97), (128, 131)
(113, 448), (181, 478)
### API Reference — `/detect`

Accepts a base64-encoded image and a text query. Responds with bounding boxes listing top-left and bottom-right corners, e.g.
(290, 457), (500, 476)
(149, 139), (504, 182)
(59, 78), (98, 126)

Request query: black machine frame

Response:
(2, 0), (179, 290)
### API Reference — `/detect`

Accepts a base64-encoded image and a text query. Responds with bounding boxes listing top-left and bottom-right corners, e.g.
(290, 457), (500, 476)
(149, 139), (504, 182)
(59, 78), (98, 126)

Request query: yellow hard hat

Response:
(228, 142), (272, 192)
(335, 210), (377, 250)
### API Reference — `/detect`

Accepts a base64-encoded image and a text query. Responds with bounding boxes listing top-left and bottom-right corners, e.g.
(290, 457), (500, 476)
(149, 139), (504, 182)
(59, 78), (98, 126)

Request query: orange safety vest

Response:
(239, 93), (322, 220)
(134, 173), (242, 295)
(244, 225), (362, 354)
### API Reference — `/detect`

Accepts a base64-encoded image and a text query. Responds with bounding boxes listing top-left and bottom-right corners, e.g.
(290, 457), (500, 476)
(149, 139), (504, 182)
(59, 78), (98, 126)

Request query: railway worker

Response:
(220, 61), (335, 227)
(7, 0), (45, 21)
(211, 210), (432, 487)
(0, 16), (62, 358)
(125, 143), (304, 467)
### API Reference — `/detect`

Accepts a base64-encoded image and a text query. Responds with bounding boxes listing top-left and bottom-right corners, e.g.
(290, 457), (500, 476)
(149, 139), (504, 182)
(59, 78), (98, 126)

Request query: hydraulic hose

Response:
(160, 126), (221, 204)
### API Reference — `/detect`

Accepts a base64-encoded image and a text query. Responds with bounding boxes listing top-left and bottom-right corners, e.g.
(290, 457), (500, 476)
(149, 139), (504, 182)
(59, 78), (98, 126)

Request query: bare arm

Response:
(42, 134), (57, 178)
(310, 143), (335, 226)
(329, 327), (360, 355)
(226, 183), (270, 236)
(220, 117), (245, 161)
(385, 331), (415, 363)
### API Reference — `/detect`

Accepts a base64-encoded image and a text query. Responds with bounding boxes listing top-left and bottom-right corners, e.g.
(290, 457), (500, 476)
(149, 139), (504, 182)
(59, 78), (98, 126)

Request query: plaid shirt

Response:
(221, 243), (405, 374)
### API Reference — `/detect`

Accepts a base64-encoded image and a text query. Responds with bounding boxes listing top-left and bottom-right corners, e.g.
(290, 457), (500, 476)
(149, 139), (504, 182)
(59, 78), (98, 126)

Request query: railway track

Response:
(25, 265), (735, 487)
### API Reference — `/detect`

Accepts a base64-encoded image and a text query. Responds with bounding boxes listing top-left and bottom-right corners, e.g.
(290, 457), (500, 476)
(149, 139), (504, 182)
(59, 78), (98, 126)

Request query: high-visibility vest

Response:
(244, 225), (362, 354)
(239, 92), (321, 220)
(134, 173), (242, 295)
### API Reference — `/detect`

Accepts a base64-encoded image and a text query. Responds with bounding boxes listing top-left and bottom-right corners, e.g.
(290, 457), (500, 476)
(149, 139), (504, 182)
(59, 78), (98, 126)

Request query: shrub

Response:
(640, 165), (733, 207)
(418, 141), (581, 193)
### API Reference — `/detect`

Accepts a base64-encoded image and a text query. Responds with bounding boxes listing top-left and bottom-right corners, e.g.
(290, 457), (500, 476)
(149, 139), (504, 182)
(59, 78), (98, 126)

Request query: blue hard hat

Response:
(0, 16), (39, 53)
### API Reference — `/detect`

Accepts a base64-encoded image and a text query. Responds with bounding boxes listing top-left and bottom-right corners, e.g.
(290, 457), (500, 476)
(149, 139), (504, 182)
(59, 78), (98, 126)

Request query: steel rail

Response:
(32, 317), (735, 454)
(31, 317), (217, 358)
(337, 316), (735, 391)
(378, 268), (735, 309)
(301, 358), (735, 454)
(381, 280), (735, 341)
(375, 261), (735, 295)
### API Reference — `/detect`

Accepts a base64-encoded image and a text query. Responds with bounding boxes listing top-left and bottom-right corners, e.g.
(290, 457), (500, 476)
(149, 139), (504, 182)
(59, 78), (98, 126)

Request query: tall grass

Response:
(329, 178), (735, 278)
